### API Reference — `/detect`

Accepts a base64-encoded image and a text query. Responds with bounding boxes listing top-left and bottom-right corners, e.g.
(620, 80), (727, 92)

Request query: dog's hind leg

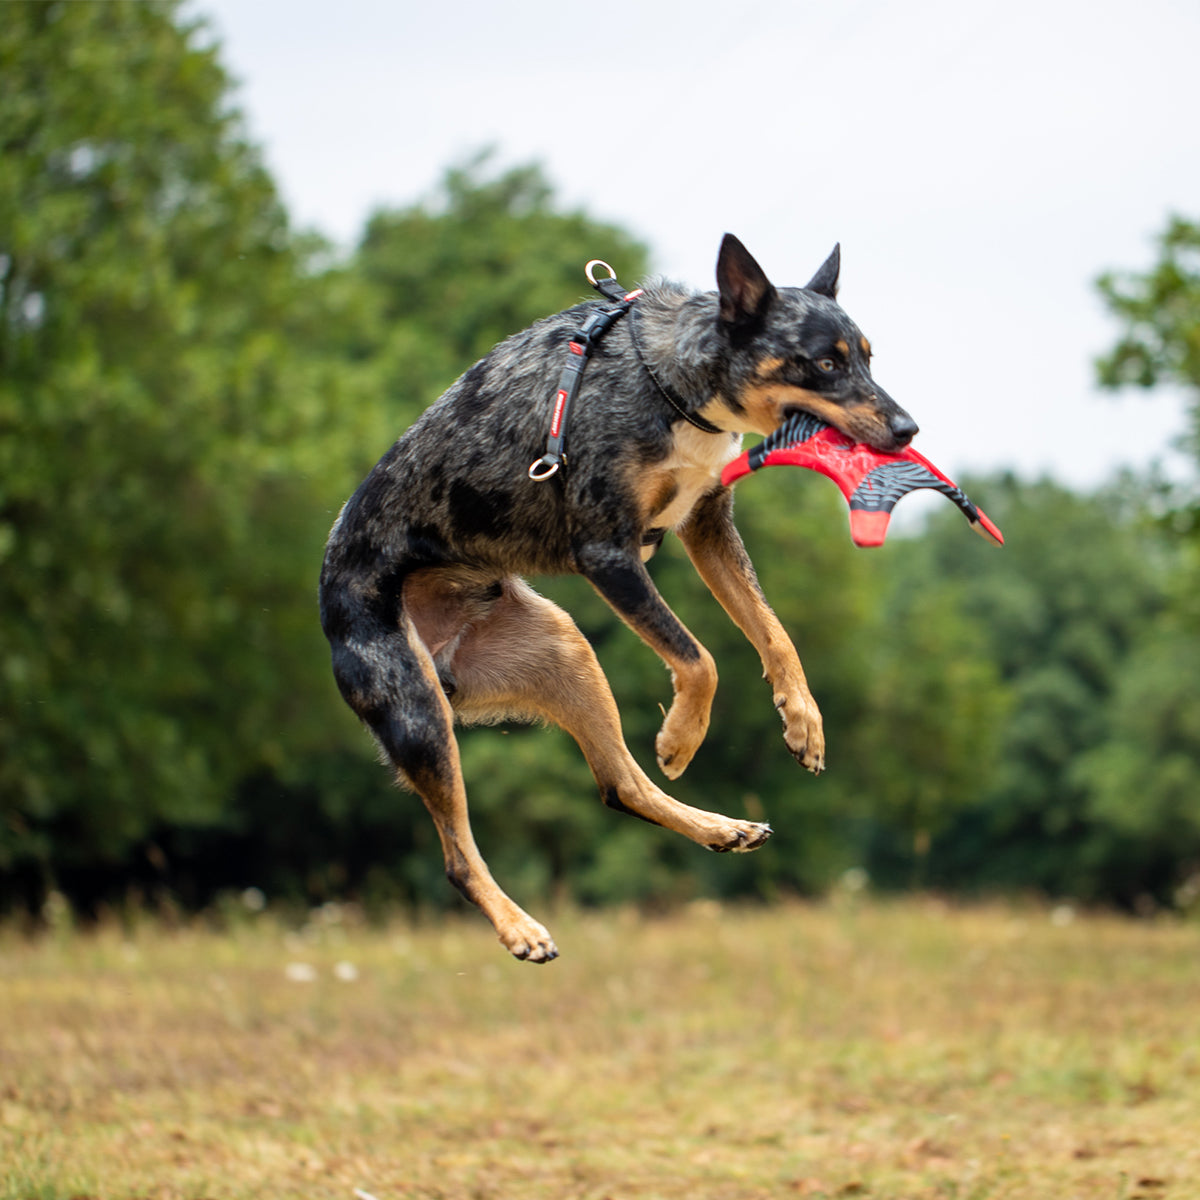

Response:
(322, 585), (558, 962)
(445, 576), (771, 854)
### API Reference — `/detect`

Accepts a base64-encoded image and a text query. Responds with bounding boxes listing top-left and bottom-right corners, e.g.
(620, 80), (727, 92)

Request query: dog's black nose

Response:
(888, 412), (919, 446)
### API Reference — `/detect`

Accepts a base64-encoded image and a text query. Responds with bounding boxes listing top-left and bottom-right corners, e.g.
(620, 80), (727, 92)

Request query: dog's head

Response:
(708, 234), (918, 452)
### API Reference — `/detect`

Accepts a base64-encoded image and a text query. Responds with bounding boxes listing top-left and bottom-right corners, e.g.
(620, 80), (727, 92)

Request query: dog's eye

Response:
(815, 357), (838, 374)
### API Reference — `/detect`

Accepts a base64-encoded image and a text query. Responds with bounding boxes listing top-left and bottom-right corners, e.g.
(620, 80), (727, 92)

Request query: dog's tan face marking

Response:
(717, 379), (899, 446)
(738, 382), (801, 435)
(752, 355), (787, 380)
(715, 381), (839, 437)
(860, 336), (872, 357)
(835, 338), (850, 358)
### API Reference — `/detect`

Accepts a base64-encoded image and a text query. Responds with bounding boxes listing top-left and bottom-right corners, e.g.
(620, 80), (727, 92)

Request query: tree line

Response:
(3, 1), (1199, 919)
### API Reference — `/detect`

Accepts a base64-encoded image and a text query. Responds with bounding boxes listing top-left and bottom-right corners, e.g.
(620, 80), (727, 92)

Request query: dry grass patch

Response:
(2, 898), (1199, 1199)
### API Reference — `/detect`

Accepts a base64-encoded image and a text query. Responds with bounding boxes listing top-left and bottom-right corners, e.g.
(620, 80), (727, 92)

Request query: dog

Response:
(319, 234), (918, 962)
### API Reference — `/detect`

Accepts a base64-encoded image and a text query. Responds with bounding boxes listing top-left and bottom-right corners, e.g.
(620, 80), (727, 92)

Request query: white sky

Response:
(195, 0), (1200, 490)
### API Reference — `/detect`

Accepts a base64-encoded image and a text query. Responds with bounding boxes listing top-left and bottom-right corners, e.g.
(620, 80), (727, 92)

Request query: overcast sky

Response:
(195, 0), (1200, 491)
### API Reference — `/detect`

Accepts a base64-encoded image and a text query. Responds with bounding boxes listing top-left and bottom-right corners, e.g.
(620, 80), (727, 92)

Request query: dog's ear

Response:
(804, 243), (841, 299)
(717, 234), (776, 327)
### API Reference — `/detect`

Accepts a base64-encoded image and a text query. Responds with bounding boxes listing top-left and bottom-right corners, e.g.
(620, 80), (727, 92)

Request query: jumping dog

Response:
(319, 235), (918, 961)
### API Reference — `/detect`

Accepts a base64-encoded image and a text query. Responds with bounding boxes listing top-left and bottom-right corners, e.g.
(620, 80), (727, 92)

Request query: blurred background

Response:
(3, 0), (1200, 922)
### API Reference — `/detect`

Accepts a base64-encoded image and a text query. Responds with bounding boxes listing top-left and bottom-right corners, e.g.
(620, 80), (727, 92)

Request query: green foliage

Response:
(1081, 214), (1200, 902)
(1073, 632), (1200, 892)
(0, 1), (376, 877)
(908, 476), (1187, 900)
(1096, 216), (1200, 398)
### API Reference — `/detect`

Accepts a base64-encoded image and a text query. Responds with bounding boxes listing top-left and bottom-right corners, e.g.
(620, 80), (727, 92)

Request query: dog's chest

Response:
(647, 427), (744, 530)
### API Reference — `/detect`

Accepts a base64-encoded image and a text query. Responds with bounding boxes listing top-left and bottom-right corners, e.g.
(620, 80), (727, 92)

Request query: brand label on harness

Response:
(550, 389), (568, 437)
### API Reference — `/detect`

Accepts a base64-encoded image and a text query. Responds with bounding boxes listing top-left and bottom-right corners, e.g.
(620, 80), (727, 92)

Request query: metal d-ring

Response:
(528, 456), (561, 481)
(585, 259), (616, 287)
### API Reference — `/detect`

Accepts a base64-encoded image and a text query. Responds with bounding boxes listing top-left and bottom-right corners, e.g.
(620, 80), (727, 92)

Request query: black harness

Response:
(528, 261), (721, 482)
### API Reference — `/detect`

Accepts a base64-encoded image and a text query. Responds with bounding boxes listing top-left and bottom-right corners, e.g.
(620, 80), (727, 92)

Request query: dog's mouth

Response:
(784, 403), (918, 454)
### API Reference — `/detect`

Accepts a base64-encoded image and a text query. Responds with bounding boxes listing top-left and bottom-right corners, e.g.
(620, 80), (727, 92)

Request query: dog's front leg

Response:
(575, 542), (716, 779)
(678, 488), (825, 774)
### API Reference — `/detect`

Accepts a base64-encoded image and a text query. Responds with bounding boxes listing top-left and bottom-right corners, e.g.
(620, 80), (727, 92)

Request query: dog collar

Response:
(628, 307), (724, 436)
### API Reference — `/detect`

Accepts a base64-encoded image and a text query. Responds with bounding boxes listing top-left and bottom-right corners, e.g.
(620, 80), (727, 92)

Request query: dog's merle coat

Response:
(320, 235), (917, 961)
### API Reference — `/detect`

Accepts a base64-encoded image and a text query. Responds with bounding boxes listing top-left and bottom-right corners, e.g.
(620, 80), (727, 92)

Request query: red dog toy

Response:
(721, 414), (1004, 548)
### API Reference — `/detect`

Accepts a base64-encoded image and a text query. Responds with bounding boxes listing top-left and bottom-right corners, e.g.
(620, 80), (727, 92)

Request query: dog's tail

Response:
(319, 542), (455, 794)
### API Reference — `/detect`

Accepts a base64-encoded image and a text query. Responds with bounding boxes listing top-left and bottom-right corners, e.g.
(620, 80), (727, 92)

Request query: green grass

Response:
(2, 898), (1199, 1199)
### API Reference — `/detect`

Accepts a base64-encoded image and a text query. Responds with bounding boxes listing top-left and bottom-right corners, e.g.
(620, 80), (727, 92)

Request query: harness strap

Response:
(528, 260), (720, 481)
(527, 293), (640, 480)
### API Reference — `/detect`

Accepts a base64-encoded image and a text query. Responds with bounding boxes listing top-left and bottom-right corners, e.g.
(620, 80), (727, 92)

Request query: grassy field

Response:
(2, 897), (1199, 1200)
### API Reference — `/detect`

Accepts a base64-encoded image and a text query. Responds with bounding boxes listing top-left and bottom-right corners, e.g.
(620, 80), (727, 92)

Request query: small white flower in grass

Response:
(241, 887), (266, 912)
(354, 1191), (379, 1200)
(285, 962), (318, 983)
(333, 961), (359, 982)
(1050, 904), (1076, 927)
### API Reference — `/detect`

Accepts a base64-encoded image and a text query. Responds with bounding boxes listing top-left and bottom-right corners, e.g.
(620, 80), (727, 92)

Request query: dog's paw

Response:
(656, 740), (692, 781)
(776, 692), (826, 775)
(497, 916), (559, 964)
(706, 820), (773, 853)
(655, 703), (711, 781)
(654, 651), (717, 780)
